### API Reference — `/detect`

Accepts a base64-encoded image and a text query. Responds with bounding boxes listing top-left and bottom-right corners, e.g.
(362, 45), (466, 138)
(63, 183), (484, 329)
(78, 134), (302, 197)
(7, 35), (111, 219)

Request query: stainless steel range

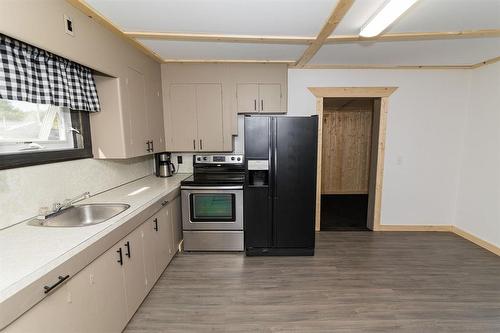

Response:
(181, 154), (244, 251)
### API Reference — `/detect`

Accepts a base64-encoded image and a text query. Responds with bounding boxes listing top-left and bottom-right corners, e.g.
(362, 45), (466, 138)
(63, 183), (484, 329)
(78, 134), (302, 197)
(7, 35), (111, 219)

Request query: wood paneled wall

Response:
(321, 99), (373, 194)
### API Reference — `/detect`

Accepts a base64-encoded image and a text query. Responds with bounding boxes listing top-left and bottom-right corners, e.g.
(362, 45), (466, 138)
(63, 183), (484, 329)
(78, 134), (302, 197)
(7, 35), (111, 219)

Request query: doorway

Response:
(320, 98), (373, 231)
(308, 87), (397, 231)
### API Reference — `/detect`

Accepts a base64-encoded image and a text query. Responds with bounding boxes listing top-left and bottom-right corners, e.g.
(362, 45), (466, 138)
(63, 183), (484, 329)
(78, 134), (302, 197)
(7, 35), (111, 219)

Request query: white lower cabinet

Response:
(141, 216), (158, 291)
(171, 195), (183, 249)
(89, 242), (128, 333)
(121, 226), (148, 319)
(5, 195), (182, 333)
(5, 265), (95, 333)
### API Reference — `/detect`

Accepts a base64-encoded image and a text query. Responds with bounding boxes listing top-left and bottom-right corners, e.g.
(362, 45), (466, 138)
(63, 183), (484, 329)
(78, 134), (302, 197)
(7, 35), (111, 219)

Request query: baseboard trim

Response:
(375, 225), (453, 232)
(374, 224), (499, 256)
(451, 226), (500, 256)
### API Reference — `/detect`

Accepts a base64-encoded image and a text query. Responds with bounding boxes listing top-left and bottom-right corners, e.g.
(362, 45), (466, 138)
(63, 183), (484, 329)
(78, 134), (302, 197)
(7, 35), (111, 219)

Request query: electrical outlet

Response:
(64, 14), (75, 36)
(177, 156), (183, 164)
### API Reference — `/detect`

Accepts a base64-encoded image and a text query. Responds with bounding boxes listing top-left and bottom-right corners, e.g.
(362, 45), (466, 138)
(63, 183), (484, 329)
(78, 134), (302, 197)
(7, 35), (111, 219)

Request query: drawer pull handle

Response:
(154, 218), (158, 231)
(43, 275), (69, 294)
(117, 248), (123, 265)
(125, 241), (131, 258)
(161, 200), (169, 206)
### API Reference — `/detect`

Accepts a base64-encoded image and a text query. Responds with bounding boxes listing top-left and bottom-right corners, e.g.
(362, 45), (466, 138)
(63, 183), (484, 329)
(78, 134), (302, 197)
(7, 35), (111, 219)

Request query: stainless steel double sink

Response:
(28, 204), (130, 227)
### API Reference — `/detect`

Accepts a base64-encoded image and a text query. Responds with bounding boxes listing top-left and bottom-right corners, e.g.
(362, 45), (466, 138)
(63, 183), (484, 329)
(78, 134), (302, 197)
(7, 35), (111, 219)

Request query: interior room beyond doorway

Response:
(320, 98), (375, 231)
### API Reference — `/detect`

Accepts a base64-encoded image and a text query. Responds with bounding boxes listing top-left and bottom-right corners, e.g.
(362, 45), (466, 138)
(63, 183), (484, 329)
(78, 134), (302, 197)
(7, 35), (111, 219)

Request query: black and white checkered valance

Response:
(0, 34), (100, 112)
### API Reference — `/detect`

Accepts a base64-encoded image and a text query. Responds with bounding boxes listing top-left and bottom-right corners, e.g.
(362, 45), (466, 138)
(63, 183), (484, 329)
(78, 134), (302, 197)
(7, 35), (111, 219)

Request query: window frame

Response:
(0, 110), (93, 170)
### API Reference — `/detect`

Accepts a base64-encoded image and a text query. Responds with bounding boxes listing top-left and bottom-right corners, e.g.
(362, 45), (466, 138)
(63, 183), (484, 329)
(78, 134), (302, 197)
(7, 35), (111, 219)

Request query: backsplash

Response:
(0, 156), (154, 229)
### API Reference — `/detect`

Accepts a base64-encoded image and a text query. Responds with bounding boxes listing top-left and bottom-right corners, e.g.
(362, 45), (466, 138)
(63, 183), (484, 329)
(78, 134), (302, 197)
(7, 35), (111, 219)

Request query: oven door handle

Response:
(181, 185), (243, 190)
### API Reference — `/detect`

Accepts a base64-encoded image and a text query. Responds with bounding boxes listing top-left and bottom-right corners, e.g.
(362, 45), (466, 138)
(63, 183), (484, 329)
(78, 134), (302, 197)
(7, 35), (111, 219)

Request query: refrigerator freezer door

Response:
(273, 116), (318, 248)
(244, 116), (272, 249)
(244, 116), (270, 158)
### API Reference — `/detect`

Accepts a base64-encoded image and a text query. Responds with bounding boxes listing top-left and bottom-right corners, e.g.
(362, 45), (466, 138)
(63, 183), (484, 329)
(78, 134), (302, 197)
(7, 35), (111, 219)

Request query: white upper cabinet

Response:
(258, 84), (282, 113)
(91, 66), (164, 159)
(167, 83), (224, 152)
(124, 66), (149, 157)
(169, 84), (199, 151)
(236, 84), (260, 113)
(196, 84), (224, 151)
(236, 83), (283, 114)
(162, 63), (287, 152)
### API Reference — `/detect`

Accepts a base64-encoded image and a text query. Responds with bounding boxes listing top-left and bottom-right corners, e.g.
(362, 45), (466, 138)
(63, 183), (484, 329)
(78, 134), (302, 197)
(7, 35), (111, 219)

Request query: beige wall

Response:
(0, 0), (159, 81)
(0, 0), (160, 229)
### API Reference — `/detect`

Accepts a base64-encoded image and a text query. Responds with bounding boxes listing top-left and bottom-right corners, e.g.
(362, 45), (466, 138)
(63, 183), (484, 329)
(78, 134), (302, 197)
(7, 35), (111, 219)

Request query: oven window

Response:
(190, 193), (235, 222)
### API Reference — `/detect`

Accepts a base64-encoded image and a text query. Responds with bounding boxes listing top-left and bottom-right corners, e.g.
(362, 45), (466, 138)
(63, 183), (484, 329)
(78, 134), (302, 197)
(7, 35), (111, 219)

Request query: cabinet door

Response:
(169, 84), (198, 151)
(122, 226), (147, 318)
(196, 84), (224, 151)
(237, 84), (259, 113)
(140, 217), (158, 290)
(155, 205), (173, 276)
(146, 83), (165, 154)
(5, 270), (93, 333)
(124, 67), (150, 156)
(89, 243), (128, 333)
(259, 84), (282, 113)
(170, 195), (182, 251)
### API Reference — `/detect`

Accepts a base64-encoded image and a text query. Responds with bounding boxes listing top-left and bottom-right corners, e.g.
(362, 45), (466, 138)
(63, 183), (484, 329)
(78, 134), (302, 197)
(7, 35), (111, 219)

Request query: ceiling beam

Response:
(66, 0), (164, 63)
(294, 0), (354, 68)
(163, 59), (296, 64)
(123, 29), (500, 45)
(301, 64), (473, 70)
(326, 29), (500, 43)
(125, 32), (314, 45)
(298, 56), (500, 70)
(471, 55), (500, 69)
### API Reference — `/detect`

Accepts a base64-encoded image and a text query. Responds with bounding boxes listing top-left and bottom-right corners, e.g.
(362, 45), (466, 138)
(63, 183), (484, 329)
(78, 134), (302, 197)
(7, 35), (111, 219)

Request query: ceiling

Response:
(83, 0), (500, 67)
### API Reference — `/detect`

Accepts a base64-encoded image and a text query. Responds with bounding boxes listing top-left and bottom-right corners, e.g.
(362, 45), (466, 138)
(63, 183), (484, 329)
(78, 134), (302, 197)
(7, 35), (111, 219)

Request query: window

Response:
(0, 99), (92, 169)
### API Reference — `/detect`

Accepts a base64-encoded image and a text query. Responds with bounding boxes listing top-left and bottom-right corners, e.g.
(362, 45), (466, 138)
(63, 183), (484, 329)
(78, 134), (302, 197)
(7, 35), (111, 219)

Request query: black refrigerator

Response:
(244, 115), (318, 256)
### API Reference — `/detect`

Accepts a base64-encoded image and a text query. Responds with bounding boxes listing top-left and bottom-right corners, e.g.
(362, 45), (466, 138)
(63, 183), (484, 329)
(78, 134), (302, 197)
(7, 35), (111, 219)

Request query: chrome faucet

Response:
(37, 192), (91, 220)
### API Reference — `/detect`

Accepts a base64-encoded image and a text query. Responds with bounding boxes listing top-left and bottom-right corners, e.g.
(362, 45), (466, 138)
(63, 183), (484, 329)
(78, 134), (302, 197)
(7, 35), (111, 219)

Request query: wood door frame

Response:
(308, 87), (398, 231)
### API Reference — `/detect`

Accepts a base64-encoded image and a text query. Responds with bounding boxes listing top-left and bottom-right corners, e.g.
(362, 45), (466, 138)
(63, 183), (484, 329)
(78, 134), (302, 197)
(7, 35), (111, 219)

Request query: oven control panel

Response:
(194, 154), (244, 164)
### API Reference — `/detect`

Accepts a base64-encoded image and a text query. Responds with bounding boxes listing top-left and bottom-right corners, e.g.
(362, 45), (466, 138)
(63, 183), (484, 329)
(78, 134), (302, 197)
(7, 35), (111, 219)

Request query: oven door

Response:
(181, 186), (243, 230)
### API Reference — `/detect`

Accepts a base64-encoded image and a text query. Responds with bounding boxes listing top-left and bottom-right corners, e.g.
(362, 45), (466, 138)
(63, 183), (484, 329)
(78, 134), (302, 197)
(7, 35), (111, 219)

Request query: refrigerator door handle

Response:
(273, 117), (278, 199)
(268, 117), (274, 199)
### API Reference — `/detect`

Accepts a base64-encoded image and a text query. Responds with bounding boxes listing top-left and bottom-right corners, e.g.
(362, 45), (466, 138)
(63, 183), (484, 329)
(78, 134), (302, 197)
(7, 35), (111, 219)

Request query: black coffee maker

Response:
(155, 152), (176, 177)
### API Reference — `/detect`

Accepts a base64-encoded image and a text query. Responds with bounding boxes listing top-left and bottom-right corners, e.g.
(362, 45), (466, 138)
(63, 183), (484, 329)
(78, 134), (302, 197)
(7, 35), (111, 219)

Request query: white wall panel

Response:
(455, 62), (500, 248)
(86, 0), (337, 36)
(311, 38), (500, 65)
(288, 68), (470, 226)
(334, 0), (500, 35)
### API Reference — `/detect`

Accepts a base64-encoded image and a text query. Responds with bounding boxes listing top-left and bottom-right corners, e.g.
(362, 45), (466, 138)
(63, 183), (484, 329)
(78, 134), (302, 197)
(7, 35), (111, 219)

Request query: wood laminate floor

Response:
(125, 232), (500, 333)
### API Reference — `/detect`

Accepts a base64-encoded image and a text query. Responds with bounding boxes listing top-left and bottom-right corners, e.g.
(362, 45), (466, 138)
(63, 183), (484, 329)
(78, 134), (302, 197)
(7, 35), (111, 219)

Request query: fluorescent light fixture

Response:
(360, 0), (420, 38)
